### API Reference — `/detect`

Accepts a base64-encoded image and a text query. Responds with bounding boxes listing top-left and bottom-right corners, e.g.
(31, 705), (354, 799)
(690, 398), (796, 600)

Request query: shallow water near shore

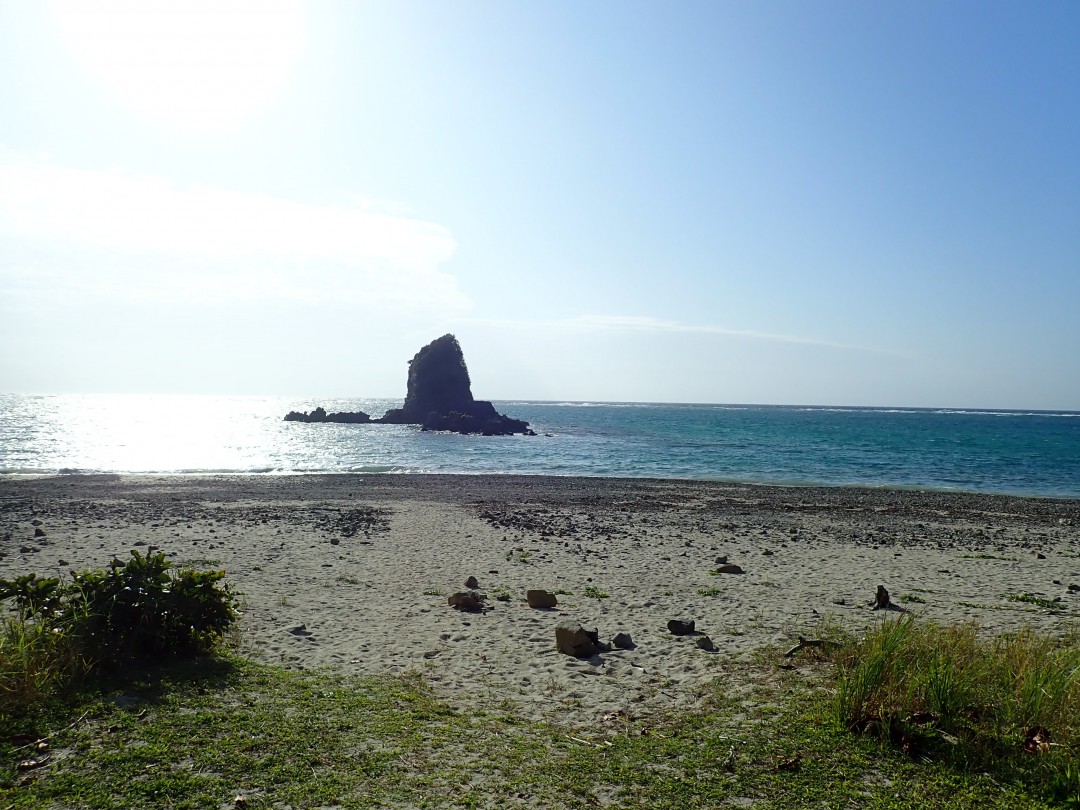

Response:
(1, 394), (1078, 497)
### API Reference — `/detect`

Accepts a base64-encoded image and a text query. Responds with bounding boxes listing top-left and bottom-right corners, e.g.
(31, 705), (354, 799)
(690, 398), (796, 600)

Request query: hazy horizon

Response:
(2, 2), (1078, 410)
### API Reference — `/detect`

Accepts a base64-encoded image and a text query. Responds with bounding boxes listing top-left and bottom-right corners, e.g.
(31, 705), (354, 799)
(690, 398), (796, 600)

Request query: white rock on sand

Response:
(2, 475), (1077, 722)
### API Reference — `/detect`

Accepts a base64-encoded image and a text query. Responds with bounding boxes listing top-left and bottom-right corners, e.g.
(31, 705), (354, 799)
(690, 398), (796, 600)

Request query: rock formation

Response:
(283, 334), (533, 436)
(284, 407), (371, 424)
(377, 335), (533, 435)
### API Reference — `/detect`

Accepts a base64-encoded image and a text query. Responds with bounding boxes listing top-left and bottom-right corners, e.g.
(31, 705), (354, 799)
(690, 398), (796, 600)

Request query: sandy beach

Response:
(2, 475), (1078, 723)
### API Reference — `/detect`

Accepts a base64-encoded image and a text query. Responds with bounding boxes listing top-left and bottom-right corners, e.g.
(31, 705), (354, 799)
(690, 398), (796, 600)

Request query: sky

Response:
(1, 1), (1078, 409)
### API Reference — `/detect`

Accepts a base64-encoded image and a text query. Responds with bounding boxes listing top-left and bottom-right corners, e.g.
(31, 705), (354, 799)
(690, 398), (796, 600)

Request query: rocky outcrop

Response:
(376, 335), (533, 436)
(283, 335), (532, 436)
(284, 407), (370, 424)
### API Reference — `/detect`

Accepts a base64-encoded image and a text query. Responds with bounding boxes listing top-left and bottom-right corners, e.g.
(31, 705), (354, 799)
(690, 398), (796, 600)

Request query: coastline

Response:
(3, 474), (1078, 722)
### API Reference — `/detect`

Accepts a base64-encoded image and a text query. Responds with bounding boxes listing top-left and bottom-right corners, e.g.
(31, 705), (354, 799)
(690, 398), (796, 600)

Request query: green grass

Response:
(900, 593), (927, 604)
(831, 615), (1080, 807)
(2, 651), (1066, 809)
(697, 588), (722, 597)
(1008, 593), (1062, 610)
(582, 586), (609, 599)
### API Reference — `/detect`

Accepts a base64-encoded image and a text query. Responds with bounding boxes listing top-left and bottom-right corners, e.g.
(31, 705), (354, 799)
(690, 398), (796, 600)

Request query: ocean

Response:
(1, 394), (1078, 498)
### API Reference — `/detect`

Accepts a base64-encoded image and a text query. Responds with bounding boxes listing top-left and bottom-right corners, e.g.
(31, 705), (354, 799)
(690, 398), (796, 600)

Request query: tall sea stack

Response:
(378, 335), (533, 436)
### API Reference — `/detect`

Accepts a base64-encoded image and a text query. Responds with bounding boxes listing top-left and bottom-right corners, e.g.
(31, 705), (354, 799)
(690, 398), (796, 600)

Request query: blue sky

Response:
(1, 1), (1077, 408)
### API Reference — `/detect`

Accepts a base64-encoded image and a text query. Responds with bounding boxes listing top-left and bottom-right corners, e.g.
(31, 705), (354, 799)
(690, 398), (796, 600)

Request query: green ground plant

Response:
(0, 551), (236, 721)
(832, 615), (1080, 806)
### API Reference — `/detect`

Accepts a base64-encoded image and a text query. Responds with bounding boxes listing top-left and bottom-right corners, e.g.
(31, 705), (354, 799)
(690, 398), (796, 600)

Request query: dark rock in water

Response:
(555, 622), (600, 658)
(376, 335), (534, 436)
(667, 618), (696, 636)
(284, 406), (371, 424)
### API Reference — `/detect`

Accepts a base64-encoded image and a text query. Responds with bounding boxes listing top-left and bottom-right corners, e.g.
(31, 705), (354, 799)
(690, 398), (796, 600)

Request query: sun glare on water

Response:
(51, 0), (306, 134)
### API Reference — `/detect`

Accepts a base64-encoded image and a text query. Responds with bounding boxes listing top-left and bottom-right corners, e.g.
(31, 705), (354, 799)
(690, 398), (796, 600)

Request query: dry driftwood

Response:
(870, 584), (906, 612)
(784, 636), (842, 657)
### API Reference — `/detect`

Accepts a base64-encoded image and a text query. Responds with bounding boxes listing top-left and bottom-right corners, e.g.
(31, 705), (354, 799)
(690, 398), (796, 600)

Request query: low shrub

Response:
(0, 551), (236, 718)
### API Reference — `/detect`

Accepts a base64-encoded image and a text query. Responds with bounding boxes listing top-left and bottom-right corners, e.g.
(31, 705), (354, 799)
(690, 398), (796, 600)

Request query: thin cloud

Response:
(0, 152), (468, 310)
(464, 314), (895, 355)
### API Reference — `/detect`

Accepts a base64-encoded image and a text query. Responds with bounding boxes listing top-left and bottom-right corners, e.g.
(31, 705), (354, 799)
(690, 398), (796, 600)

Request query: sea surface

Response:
(1, 394), (1078, 498)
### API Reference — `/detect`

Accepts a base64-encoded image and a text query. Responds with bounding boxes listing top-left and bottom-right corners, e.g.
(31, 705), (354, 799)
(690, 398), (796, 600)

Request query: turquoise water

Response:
(1, 394), (1078, 498)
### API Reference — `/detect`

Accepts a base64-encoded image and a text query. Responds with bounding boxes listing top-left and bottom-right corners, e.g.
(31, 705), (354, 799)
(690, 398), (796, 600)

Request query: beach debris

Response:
(667, 618), (696, 636)
(871, 585), (895, 611)
(17, 753), (51, 771)
(713, 563), (744, 575)
(696, 635), (717, 651)
(526, 589), (558, 608)
(555, 622), (601, 658)
(774, 754), (802, 772)
(464, 575), (479, 589)
(1023, 725), (1052, 754)
(612, 632), (635, 650)
(784, 636), (842, 658)
(448, 590), (486, 612)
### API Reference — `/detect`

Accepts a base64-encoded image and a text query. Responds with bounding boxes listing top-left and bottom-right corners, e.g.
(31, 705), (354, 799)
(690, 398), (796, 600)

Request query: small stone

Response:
(526, 589), (558, 609)
(1068, 584), (1080, 593)
(464, 575), (479, 589)
(495, 593), (511, 602)
(696, 635), (716, 651)
(448, 590), (486, 612)
(714, 563), (744, 575)
(612, 632), (635, 650)
(19, 545), (36, 554)
(667, 618), (695, 636)
(762, 549), (774, 556)
(555, 622), (600, 658)
(1036, 553), (1047, 560)
(33, 527), (46, 538)
(288, 624), (312, 636)
(58, 559), (69, 566)
(330, 538), (340, 546)
(715, 555), (728, 564)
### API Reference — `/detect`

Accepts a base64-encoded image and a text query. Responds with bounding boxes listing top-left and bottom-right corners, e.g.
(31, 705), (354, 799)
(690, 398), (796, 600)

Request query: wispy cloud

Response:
(464, 314), (894, 354)
(0, 151), (467, 310)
